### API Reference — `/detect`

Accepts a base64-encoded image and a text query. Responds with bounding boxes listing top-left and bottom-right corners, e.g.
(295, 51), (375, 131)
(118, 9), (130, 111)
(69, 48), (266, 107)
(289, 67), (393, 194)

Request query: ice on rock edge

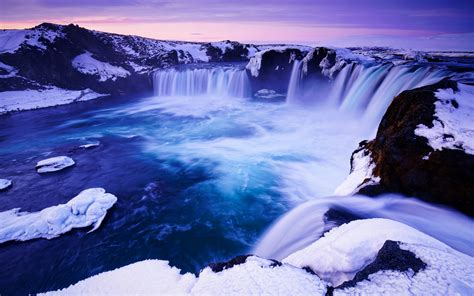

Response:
(283, 218), (467, 287)
(43, 256), (327, 295)
(0, 188), (117, 244)
(415, 83), (474, 155)
(0, 179), (12, 190)
(334, 148), (380, 196)
(36, 156), (75, 173)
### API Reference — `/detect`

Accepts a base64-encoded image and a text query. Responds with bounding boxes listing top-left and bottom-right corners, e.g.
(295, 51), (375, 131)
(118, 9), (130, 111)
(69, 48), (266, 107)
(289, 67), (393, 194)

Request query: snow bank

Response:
(415, 83), (474, 155)
(36, 156), (75, 173)
(283, 218), (460, 286)
(72, 52), (130, 82)
(0, 87), (108, 114)
(0, 188), (117, 244)
(0, 179), (12, 190)
(334, 148), (379, 196)
(44, 256), (327, 295)
(0, 27), (64, 53)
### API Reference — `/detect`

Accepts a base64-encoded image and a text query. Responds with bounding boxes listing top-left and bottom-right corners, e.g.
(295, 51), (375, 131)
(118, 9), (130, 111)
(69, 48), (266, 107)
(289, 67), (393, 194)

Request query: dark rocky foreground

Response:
(352, 79), (474, 216)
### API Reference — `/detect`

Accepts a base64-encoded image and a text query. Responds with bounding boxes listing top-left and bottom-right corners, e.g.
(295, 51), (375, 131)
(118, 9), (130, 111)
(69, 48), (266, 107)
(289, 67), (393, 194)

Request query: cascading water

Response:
(286, 61), (450, 128)
(253, 194), (474, 261)
(153, 66), (251, 98)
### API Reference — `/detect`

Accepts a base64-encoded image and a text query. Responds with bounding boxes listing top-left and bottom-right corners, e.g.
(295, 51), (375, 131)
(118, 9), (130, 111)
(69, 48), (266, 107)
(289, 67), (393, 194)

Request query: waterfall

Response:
(253, 195), (474, 261)
(286, 61), (449, 127)
(286, 60), (302, 103)
(153, 66), (251, 98)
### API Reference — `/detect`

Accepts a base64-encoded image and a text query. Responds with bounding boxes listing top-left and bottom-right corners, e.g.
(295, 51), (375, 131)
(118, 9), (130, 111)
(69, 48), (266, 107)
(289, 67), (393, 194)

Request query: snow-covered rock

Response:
(0, 188), (117, 244)
(0, 87), (108, 114)
(0, 179), (12, 191)
(36, 156), (75, 173)
(334, 142), (380, 196)
(72, 51), (130, 82)
(44, 256), (327, 295)
(415, 83), (474, 154)
(283, 218), (453, 286)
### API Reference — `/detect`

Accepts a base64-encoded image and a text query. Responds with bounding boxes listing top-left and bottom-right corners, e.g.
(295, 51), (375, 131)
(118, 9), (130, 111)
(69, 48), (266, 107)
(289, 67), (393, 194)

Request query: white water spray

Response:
(153, 67), (251, 98)
(253, 194), (474, 260)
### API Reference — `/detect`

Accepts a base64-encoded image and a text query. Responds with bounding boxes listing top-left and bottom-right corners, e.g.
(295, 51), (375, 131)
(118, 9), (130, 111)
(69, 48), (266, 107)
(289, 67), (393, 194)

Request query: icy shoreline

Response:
(0, 87), (108, 115)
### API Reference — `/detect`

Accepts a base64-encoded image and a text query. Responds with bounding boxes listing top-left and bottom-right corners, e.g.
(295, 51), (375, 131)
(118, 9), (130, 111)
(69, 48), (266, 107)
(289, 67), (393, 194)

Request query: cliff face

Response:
(0, 23), (260, 97)
(348, 79), (474, 216)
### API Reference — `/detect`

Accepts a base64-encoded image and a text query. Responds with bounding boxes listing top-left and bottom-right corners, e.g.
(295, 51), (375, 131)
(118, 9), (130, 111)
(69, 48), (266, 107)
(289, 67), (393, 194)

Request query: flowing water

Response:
(0, 62), (468, 294)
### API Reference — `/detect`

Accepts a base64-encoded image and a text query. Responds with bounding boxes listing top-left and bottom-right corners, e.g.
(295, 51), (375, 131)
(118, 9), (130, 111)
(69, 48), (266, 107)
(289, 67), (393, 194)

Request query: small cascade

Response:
(153, 66), (251, 98)
(253, 195), (474, 261)
(286, 60), (302, 103)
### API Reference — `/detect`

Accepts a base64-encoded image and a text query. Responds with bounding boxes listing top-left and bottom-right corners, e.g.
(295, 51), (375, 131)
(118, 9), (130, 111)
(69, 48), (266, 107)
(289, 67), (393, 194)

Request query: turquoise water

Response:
(0, 92), (367, 294)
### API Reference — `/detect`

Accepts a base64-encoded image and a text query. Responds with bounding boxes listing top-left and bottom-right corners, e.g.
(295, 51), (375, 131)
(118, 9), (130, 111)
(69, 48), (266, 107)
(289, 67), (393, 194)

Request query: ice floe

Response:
(36, 156), (75, 173)
(0, 188), (117, 244)
(0, 179), (12, 191)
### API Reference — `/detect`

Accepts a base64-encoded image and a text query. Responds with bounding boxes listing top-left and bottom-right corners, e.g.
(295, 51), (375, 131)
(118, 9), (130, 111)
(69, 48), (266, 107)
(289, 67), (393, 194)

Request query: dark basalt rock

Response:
(336, 240), (426, 290)
(353, 79), (474, 216)
(323, 207), (363, 229)
(208, 255), (282, 272)
(246, 48), (306, 94)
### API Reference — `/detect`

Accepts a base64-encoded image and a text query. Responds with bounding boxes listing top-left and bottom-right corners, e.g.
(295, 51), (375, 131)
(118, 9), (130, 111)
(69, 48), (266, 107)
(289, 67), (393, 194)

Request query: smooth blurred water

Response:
(0, 88), (368, 294)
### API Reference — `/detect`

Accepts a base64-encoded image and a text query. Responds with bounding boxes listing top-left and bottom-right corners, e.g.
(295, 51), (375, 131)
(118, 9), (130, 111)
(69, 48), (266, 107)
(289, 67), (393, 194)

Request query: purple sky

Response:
(1, 0), (473, 50)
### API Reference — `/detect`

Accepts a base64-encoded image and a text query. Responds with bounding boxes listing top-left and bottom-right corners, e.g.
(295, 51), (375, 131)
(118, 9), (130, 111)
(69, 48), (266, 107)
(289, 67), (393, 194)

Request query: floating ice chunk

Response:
(79, 142), (100, 149)
(0, 179), (12, 190)
(36, 156), (75, 173)
(0, 188), (117, 244)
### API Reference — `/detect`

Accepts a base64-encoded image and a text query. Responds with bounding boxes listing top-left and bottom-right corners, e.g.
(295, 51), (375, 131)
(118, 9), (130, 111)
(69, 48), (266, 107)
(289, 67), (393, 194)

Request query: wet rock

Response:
(36, 156), (75, 173)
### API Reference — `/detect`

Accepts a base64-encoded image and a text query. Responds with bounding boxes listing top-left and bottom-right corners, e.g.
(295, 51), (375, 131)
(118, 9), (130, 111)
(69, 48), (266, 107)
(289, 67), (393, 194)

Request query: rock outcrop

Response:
(350, 79), (474, 216)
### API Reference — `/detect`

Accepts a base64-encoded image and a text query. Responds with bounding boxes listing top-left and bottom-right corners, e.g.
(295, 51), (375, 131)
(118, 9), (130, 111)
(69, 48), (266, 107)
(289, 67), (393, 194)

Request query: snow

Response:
(0, 27), (64, 53)
(0, 87), (108, 114)
(36, 156), (75, 173)
(72, 51), (130, 82)
(0, 61), (18, 78)
(44, 218), (474, 295)
(334, 148), (380, 196)
(335, 240), (474, 295)
(283, 218), (468, 287)
(0, 188), (117, 244)
(415, 83), (474, 155)
(44, 256), (327, 295)
(192, 256), (327, 295)
(0, 30), (28, 53)
(0, 179), (12, 190)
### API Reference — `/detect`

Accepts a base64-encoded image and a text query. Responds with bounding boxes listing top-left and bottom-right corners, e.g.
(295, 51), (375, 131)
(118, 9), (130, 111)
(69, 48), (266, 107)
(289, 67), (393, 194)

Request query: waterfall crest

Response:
(287, 61), (450, 126)
(153, 66), (251, 98)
